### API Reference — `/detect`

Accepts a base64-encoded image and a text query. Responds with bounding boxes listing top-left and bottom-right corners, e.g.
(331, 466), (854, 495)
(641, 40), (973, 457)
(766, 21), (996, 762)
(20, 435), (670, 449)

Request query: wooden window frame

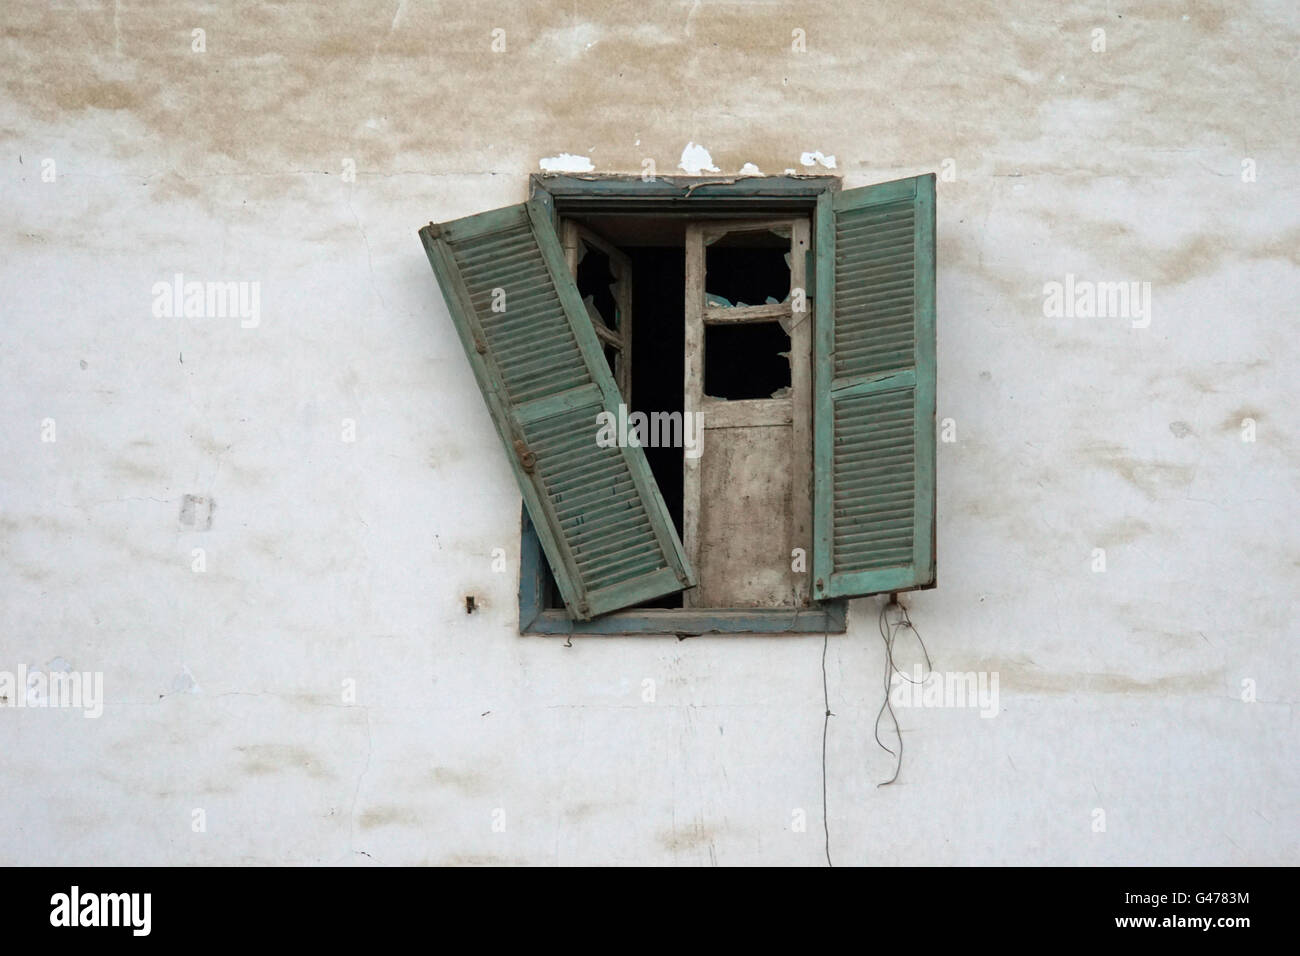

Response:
(683, 217), (812, 609)
(519, 174), (848, 636)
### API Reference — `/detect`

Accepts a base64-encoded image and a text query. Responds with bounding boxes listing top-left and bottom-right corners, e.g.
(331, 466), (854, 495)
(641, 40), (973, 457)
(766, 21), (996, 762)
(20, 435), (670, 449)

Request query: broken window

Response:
(418, 174), (937, 634)
(563, 221), (632, 401)
(703, 322), (792, 400)
(704, 226), (791, 307)
(683, 218), (812, 610)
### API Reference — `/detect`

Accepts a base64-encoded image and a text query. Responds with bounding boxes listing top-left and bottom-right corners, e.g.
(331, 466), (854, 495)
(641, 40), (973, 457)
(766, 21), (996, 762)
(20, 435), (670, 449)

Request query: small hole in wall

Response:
(465, 595), (477, 614)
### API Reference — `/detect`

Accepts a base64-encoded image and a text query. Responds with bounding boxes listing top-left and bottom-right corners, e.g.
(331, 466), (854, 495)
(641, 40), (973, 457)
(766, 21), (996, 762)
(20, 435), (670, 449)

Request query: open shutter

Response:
(420, 201), (694, 620)
(812, 174), (936, 600)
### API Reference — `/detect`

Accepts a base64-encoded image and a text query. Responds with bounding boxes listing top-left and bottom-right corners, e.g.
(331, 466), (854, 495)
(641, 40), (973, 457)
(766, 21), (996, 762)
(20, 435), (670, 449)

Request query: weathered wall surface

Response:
(2, 1), (1296, 864)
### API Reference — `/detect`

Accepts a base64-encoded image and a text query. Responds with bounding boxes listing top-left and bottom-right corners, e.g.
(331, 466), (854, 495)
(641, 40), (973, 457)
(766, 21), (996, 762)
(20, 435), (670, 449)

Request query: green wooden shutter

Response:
(420, 200), (694, 620)
(812, 174), (936, 599)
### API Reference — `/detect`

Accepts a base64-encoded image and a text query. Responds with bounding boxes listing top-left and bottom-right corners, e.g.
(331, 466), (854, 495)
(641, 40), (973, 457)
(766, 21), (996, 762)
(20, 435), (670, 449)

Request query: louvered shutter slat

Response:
(813, 175), (937, 599)
(420, 202), (694, 619)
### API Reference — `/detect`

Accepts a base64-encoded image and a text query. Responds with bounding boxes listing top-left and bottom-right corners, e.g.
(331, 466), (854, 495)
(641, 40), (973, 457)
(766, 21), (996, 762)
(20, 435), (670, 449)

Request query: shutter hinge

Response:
(513, 439), (536, 473)
(474, 335), (487, 354)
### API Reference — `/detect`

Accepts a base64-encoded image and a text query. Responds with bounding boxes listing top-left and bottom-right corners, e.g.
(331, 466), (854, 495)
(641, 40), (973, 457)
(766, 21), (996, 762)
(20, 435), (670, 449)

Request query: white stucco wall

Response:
(1, 1), (1296, 865)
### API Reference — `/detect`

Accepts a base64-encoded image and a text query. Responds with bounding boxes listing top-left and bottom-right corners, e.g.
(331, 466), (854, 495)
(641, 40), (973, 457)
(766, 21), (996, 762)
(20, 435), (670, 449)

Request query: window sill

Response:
(519, 505), (847, 636)
(521, 603), (847, 636)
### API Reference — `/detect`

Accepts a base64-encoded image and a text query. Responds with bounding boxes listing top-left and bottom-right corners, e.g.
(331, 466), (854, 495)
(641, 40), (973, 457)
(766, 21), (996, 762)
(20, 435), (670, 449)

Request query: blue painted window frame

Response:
(518, 174), (849, 636)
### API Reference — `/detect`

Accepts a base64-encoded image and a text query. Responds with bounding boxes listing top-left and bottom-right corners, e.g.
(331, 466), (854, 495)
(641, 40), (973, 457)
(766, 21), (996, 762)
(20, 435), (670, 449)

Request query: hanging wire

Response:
(821, 632), (833, 867)
(874, 597), (933, 787)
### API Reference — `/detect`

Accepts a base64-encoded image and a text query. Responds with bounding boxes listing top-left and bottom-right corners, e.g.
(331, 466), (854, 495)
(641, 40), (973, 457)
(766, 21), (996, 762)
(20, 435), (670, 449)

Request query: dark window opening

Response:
(574, 241), (619, 330)
(704, 321), (792, 400)
(705, 230), (790, 307)
(627, 247), (685, 538)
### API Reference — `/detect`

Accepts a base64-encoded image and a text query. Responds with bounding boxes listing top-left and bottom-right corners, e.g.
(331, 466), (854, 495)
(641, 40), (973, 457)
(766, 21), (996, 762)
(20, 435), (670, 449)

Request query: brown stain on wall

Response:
(236, 744), (333, 779)
(429, 765), (489, 795)
(1007, 667), (1225, 696)
(51, 80), (138, 112)
(3, 1), (1296, 182)
(0, 514), (78, 536)
(1097, 518), (1153, 547)
(1047, 222), (1300, 290)
(659, 821), (718, 852)
(951, 658), (1225, 695)
(358, 805), (420, 829)
(108, 456), (168, 482)
(1139, 361), (1269, 402)
(437, 853), (529, 866)
(1082, 441), (1196, 500)
(564, 801), (602, 822)
(1162, 231), (1296, 285)
(1221, 408), (1263, 432)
